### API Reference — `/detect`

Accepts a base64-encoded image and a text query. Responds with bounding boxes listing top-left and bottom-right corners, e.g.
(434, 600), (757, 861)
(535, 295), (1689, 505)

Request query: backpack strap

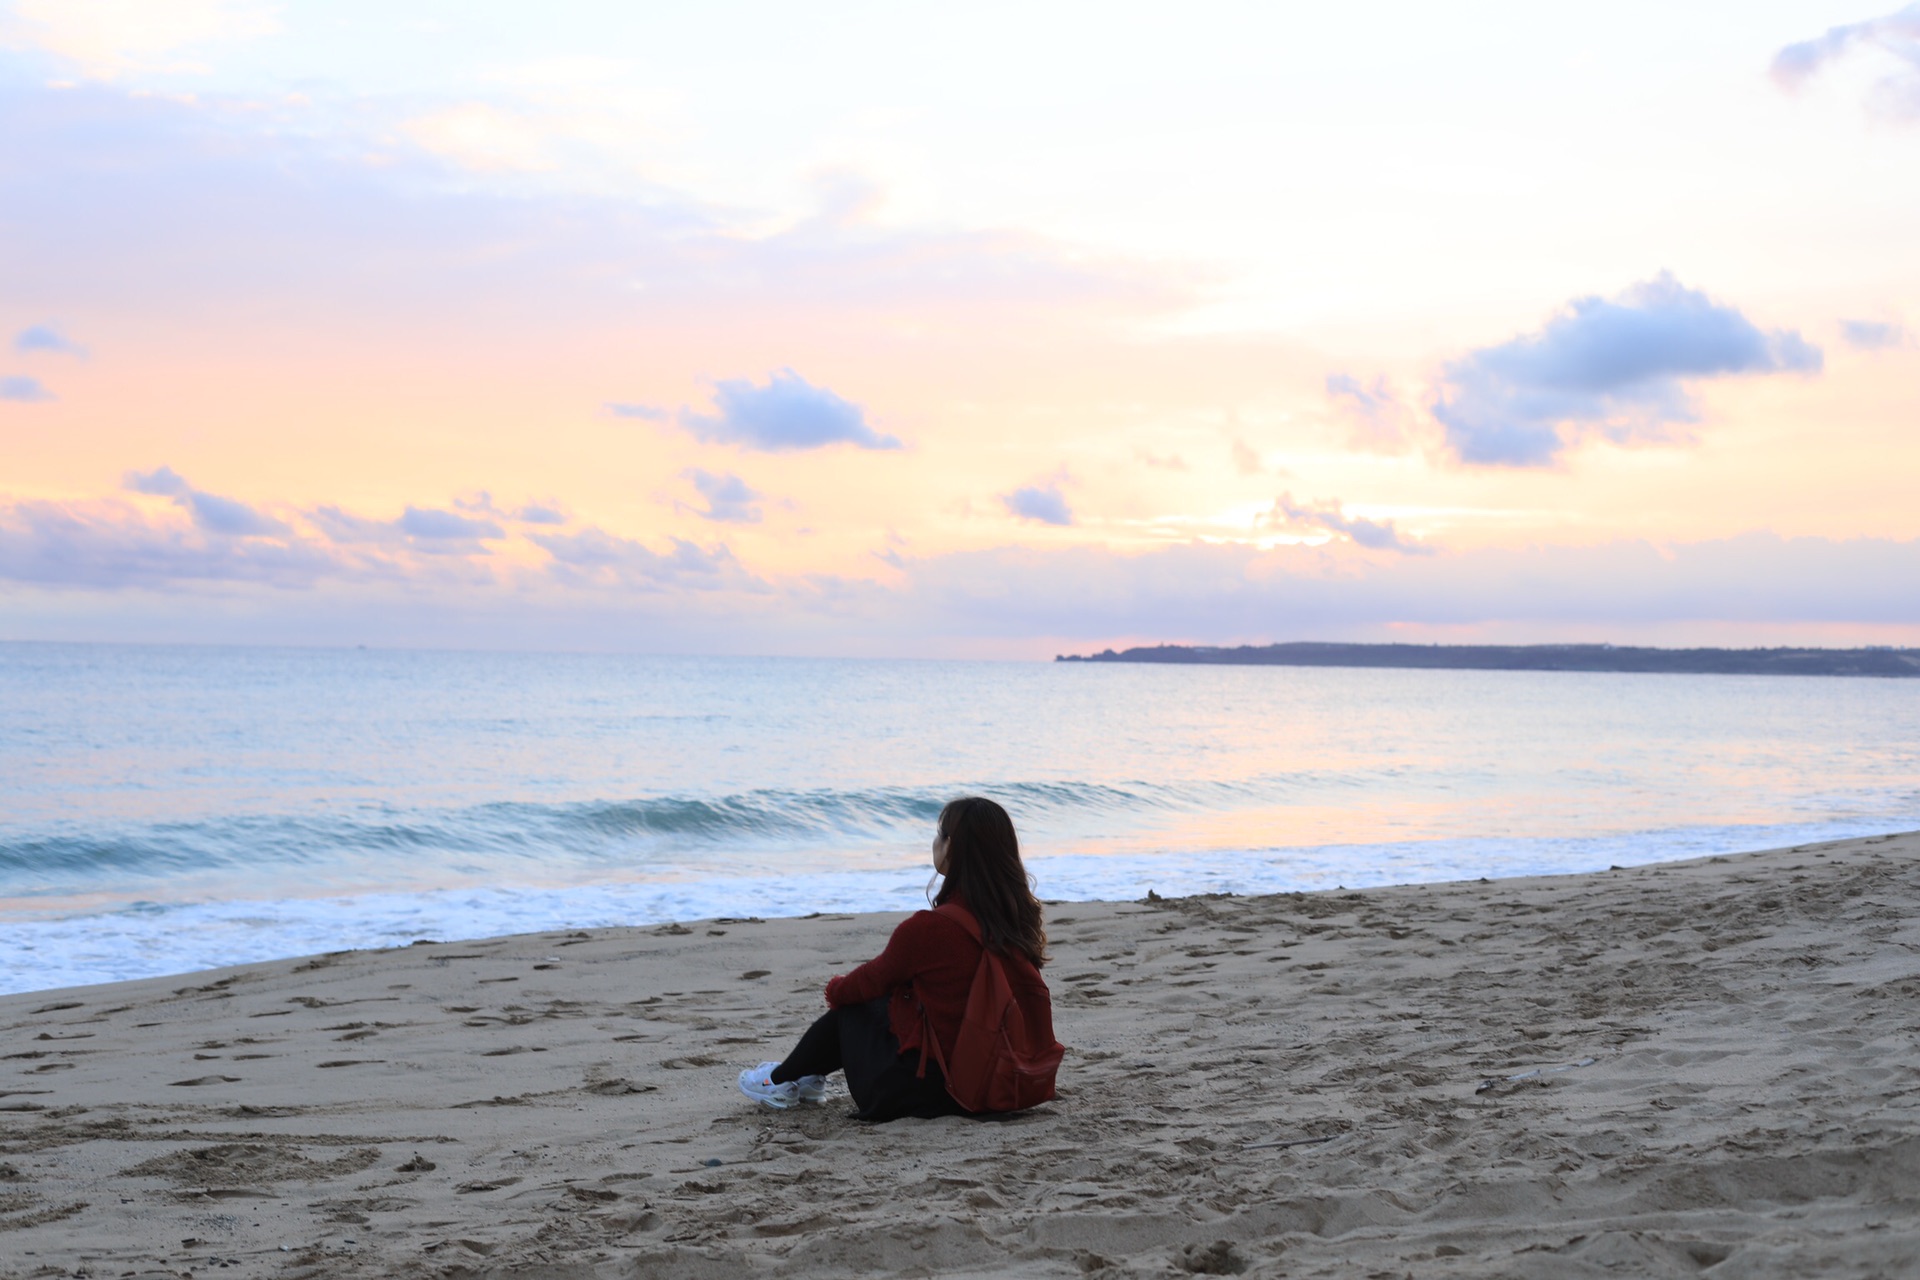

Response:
(914, 902), (983, 1081)
(933, 901), (983, 943)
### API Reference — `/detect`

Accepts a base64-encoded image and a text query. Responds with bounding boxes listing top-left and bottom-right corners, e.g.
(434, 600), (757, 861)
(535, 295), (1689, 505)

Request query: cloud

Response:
(1230, 439), (1264, 476)
(1138, 451), (1188, 471)
(310, 503), (501, 554)
(404, 102), (550, 173)
(1, 375), (54, 402)
(10, 486), (1920, 651)
(398, 506), (505, 541)
(453, 491), (570, 526)
(1431, 274), (1822, 467)
(1325, 373), (1414, 451)
(181, 490), (287, 537)
(1001, 483), (1074, 527)
(122, 465), (287, 536)
(605, 402), (668, 421)
(1771, 5), (1920, 118)
(2, 476), (764, 603)
(1268, 493), (1430, 555)
(0, 71), (1187, 442)
(897, 534), (1920, 641)
(308, 506), (398, 546)
(0, 499), (331, 590)
(123, 465), (190, 497)
(678, 369), (902, 451)
(529, 526), (761, 592)
(684, 469), (763, 523)
(806, 167), (888, 227)
(3, 0), (278, 79)
(13, 324), (86, 358)
(1841, 319), (1912, 351)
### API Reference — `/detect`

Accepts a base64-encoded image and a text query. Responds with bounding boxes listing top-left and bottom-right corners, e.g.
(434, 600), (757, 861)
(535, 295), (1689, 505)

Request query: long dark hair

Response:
(933, 796), (1047, 967)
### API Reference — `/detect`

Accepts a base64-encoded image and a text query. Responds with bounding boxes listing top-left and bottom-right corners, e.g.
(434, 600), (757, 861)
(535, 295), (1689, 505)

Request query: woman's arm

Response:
(824, 912), (938, 1007)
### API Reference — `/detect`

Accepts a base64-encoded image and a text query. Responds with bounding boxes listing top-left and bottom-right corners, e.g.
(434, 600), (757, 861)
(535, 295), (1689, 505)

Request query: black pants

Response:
(771, 998), (964, 1122)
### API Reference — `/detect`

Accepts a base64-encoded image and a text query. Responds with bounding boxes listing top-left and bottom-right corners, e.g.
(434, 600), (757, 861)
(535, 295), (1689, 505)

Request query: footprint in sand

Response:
(659, 1055), (724, 1069)
(585, 1079), (656, 1095)
(125, 1143), (379, 1185)
(454, 1177), (523, 1193)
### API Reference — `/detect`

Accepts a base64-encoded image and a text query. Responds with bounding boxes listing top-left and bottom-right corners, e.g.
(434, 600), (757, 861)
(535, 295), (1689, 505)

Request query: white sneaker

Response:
(793, 1074), (828, 1103)
(738, 1062), (801, 1109)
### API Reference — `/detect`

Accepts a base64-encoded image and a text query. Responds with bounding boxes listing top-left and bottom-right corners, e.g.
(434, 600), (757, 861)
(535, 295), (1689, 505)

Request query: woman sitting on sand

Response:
(738, 795), (1054, 1121)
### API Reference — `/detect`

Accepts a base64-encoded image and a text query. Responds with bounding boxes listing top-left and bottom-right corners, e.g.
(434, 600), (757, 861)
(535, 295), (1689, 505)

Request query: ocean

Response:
(3, 641), (1916, 995)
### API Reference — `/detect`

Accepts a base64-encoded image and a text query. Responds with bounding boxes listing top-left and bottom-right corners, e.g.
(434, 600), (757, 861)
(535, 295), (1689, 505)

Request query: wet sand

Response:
(3, 830), (1917, 1278)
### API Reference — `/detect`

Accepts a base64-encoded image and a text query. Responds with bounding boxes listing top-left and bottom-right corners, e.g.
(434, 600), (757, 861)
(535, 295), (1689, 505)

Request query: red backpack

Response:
(917, 902), (1065, 1113)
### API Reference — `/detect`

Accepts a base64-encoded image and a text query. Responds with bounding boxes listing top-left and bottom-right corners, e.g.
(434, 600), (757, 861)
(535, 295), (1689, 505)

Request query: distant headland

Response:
(1054, 642), (1920, 677)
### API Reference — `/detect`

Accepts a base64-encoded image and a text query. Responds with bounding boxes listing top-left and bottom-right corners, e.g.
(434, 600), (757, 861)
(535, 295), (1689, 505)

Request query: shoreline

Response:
(3, 831), (1917, 1276)
(11, 815), (1915, 998)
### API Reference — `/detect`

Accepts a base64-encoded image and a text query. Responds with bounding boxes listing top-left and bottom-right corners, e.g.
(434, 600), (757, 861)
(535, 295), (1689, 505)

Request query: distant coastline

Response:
(1055, 642), (1920, 677)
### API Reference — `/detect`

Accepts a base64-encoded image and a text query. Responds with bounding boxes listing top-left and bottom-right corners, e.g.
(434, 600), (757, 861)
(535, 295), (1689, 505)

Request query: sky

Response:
(1, 0), (1917, 657)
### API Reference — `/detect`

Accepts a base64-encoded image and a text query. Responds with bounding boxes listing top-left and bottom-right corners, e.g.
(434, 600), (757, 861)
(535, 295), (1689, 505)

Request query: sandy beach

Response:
(3, 831), (1917, 1278)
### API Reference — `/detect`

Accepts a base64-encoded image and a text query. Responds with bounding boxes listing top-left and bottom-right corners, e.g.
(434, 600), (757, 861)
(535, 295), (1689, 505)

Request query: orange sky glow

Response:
(3, 1), (1918, 655)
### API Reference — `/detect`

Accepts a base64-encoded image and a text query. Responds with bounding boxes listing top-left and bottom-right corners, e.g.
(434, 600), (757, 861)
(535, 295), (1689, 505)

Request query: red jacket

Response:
(824, 903), (983, 1063)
